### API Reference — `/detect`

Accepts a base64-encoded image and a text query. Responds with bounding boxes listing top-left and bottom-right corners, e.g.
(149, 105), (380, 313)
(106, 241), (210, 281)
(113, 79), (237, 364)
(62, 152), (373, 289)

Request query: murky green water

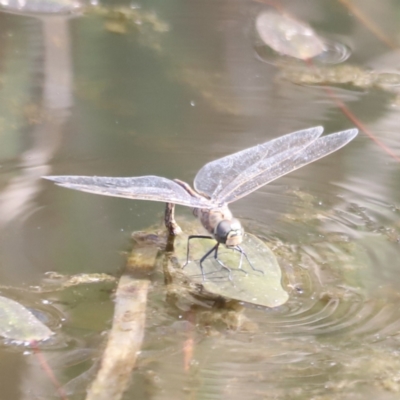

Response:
(1, 0), (400, 399)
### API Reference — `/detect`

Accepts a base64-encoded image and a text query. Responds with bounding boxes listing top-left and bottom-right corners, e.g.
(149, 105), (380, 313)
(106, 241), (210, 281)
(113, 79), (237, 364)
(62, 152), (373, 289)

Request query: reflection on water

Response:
(1, 0), (400, 399)
(0, 0), (83, 15)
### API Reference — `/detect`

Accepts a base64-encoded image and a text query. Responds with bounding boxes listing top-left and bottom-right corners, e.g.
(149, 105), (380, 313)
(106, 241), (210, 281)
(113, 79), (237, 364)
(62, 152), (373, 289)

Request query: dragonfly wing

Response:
(193, 126), (323, 199)
(43, 175), (212, 208)
(216, 129), (358, 204)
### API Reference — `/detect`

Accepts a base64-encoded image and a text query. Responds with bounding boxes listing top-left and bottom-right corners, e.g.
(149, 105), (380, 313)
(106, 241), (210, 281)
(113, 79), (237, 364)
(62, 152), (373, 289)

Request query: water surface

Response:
(1, 0), (400, 399)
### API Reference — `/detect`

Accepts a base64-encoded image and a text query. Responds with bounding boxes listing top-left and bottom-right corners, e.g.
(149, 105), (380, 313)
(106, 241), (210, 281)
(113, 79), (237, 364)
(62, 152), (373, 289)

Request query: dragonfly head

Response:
(214, 218), (243, 247)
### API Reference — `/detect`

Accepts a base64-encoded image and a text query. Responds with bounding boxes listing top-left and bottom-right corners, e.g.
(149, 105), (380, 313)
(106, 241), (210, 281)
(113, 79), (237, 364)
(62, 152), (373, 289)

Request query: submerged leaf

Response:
(172, 231), (289, 308)
(280, 64), (400, 90)
(0, 296), (53, 342)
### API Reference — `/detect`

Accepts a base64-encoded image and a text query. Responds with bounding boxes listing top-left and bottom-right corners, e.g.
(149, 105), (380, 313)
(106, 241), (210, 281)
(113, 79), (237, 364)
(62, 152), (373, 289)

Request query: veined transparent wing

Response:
(43, 175), (212, 208)
(215, 129), (358, 204)
(193, 126), (323, 199)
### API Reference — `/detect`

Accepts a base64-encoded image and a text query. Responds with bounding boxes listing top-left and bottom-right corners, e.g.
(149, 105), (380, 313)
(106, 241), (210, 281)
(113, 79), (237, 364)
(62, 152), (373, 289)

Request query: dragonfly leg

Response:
(182, 235), (214, 269)
(237, 247), (244, 270)
(164, 203), (182, 236)
(232, 246), (264, 274)
(182, 236), (247, 281)
(217, 245), (247, 277)
(199, 243), (221, 281)
(213, 244), (234, 281)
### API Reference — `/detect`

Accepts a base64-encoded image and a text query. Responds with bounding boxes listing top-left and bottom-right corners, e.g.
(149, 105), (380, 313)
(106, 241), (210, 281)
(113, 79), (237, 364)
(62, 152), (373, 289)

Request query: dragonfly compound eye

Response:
(214, 219), (243, 246)
(214, 220), (232, 244)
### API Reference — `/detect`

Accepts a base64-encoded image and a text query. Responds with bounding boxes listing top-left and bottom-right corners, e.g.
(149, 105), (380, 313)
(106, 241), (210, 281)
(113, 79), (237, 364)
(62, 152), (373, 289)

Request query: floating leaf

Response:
(0, 296), (53, 342)
(171, 229), (289, 308)
(256, 11), (326, 60)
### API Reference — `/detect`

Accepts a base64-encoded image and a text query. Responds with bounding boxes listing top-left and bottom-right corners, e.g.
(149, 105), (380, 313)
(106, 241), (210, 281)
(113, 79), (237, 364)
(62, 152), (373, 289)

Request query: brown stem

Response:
(164, 202), (182, 236)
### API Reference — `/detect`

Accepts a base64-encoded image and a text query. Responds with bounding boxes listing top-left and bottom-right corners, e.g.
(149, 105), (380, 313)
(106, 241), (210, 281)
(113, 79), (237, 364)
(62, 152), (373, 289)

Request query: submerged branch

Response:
(86, 275), (149, 400)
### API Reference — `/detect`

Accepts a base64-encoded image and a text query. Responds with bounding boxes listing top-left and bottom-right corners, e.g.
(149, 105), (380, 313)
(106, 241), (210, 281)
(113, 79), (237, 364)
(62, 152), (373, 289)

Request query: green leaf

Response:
(0, 296), (54, 342)
(172, 231), (289, 308)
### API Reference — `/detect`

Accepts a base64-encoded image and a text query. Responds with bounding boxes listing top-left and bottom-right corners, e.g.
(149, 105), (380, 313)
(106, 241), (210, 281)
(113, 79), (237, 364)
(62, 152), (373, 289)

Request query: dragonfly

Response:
(43, 126), (357, 280)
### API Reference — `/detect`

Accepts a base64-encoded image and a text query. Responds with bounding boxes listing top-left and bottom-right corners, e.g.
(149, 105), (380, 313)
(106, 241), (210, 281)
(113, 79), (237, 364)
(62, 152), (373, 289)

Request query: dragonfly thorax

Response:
(193, 206), (244, 246)
(214, 218), (243, 247)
